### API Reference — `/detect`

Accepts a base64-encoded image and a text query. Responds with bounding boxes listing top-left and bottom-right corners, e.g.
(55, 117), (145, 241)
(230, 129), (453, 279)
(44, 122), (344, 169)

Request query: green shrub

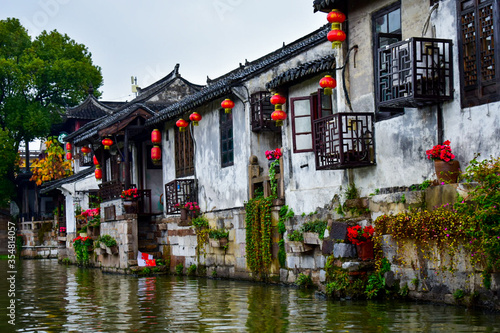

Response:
(175, 263), (184, 275)
(98, 234), (117, 247)
(453, 289), (465, 300)
(287, 230), (303, 242)
(301, 220), (327, 240)
(208, 228), (229, 240)
(187, 264), (197, 276)
(296, 273), (313, 289)
(192, 215), (209, 229)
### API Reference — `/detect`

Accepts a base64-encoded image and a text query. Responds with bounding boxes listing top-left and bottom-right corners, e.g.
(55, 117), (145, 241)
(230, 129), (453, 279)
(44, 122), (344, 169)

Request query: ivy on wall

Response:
(245, 196), (273, 275)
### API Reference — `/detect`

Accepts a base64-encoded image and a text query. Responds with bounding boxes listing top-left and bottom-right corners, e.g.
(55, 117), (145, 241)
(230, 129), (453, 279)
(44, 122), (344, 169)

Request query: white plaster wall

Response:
(61, 175), (99, 233)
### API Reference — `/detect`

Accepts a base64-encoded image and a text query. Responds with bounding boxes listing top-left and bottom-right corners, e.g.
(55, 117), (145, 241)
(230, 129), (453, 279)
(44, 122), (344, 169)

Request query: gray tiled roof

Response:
(313, 0), (347, 13)
(40, 167), (95, 194)
(66, 94), (114, 120)
(266, 55), (336, 90)
(146, 24), (329, 126)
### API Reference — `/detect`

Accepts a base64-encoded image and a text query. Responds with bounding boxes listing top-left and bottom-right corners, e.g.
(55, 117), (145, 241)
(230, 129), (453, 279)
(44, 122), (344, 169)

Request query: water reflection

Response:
(1, 260), (499, 332)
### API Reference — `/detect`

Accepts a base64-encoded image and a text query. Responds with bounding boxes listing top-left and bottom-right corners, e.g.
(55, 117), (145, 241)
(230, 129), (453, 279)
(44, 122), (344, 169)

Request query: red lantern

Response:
(327, 9), (346, 30)
(66, 152), (72, 160)
(102, 137), (113, 150)
(221, 99), (235, 114)
(271, 109), (287, 127)
(81, 146), (91, 155)
(95, 166), (102, 180)
(319, 75), (337, 95)
(65, 142), (72, 151)
(93, 155), (99, 166)
(151, 145), (161, 162)
(151, 129), (161, 144)
(189, 112), (202, 126)
(327, 29), (346, 49)
(176, 119), (188, 132)
(270, 93), (286, 108)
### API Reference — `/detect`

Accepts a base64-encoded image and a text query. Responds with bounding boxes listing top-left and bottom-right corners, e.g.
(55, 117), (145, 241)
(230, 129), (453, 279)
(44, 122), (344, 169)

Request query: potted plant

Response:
(73, 235), (93, 266)
(99, 234), (118, 255)
(347, 225), (375, 260)
(285, 230), (313, 253)
(301, 220), (327, 246)
(426, 140), (460, 183)
(121, 188), (139, 200)
(208, 228), (229, 248)
(175, 201), (201, 225)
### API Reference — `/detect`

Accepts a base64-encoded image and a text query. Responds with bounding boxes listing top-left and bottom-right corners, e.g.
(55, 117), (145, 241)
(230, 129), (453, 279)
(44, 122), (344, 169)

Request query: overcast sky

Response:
(3, 0), (325, 101)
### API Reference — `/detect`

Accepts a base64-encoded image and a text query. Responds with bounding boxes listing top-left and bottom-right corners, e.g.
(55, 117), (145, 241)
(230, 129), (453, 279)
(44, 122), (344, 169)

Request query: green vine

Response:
(192, 215), (209, 257)
(245, 196), (273, 275)
(269, 160), (279, 197)
(278, 205), (294, 268)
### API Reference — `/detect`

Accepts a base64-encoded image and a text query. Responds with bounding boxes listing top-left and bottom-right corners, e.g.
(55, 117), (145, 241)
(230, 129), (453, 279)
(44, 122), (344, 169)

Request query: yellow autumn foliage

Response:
(30, 137), (73, 185)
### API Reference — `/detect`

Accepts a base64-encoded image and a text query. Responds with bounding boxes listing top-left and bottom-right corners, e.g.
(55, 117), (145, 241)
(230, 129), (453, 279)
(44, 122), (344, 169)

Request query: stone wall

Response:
(18, 220), (59, 258)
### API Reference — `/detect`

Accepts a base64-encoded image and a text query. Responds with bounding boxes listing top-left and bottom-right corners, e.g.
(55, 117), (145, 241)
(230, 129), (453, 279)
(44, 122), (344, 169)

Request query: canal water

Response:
(1, 259), (499, 332)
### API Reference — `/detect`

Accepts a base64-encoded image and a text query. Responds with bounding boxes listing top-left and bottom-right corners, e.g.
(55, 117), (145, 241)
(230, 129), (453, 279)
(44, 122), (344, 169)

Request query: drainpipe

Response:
(437, 103), (443, 144)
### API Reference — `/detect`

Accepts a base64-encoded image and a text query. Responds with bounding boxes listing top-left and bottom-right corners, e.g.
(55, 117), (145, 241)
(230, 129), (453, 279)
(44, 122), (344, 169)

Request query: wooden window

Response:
(372, 1), (404, 121)
(458, 0), (499, 107)
(175, 126), (194, 178)
(250, 91), (278, 132)
(291, 89), (335, 153)
(220, 109), (234, 167)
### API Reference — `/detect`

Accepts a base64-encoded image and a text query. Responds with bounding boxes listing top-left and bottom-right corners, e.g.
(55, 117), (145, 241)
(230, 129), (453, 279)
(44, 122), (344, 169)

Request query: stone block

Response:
(225, 254), (236, 266)
(342, 261), (360, 272)
(329, 221), (347, 241)
(158, 223), (168, 231)
(333, 243), (356, 258)
(299, 255), (315, 269)
(235, 257), (247, 270)
(286, 255), (300, 269)
(234, 229), (246, 244)
(319, 269), (326, 282)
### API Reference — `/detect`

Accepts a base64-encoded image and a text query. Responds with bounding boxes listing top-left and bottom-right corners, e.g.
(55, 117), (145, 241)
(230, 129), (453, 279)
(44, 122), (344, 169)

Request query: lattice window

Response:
(378, 38), (453, 108)
(164, 179), (197, 214)
(175, 126), (194, 178)
(313, 113), (376, 170)
(459, 0), (499, 107)
(250, 91), (278, 132)
(220, 109), (234, 167)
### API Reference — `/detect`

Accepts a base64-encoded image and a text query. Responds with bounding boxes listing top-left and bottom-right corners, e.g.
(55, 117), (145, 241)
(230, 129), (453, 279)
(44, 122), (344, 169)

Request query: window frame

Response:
(457, 0), (500, 108)
(175, 126), (194, 178)
(220, 108), (234, 168)
(372, 1), (404, 121)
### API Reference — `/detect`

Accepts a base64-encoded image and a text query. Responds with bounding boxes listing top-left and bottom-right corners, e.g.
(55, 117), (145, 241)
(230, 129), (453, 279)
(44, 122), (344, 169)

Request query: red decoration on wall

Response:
(271, 109), (287, 127)
(326, 9), (346, 49)
(151, 129), (161, 144)
(102, 137), (113, 150)
(95, 166), (102, 180)
(221, 99), (235, 114)
(270, 93), (286, 107)
(189, 112), (202, 126)
(319, 75), (337, 95)
(81, 146), (91, 155)
(176, 119), (188, 132)
(151, 145), (161, 162)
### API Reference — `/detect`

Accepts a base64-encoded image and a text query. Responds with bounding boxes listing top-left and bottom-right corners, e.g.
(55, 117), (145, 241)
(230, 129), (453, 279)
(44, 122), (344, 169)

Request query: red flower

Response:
(426, 140), (455, 162)
(347, 225), (374, 245)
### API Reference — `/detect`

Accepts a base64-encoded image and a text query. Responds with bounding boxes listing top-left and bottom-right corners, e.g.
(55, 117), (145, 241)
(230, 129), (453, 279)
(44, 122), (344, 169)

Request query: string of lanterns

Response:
(151, 129), (161, 163)
(327, 9), (346, 49)
(93, 155), (102, 180)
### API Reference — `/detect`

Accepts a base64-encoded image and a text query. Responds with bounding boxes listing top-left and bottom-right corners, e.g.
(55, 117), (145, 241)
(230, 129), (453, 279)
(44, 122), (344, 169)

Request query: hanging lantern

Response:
(319, 75), (337, 95)
(65, 142), (72, 151)
(176, 119), (189, 132)
(271, 110), (287, 127)
(81, 146), (91, 155)
(326, 9), (346, 49)
(95, 166), (102, 180)
(93, 155), (99, 166)
(151, 145), (161, 162)
(270, 93), (286, 108)
(221, 99), (235, 114)
(189, 112), (202, 126)
(66, 152), (72, 160)
(151, 129), (161, 144)
(102, 137), (113, 150)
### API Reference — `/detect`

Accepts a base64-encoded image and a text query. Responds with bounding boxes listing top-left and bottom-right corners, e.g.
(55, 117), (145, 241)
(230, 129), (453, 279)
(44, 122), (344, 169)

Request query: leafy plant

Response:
(266, 148), (282, 197)
(245, 196), (273, 275)
(73, 235), (92, 266)
(325, 268), (350, 297)
(62, 257), (71, 265)
(399, 283), (409, 297)
(30, 137), (73, 186)
(192, 215), (209, 257)
(287, 230), (303, 242)
(187, 264), (197, 276)
(175, 263), (184, 275)
(345, 182), (359, 200)
(142, 267), (151, 275)
(208, 228), (229, 240)
(296, 273), (313, 289)
(453, 289), (465, 300)
(211, 269), (217, 278)
(98, 234), (117, 248)
(411, 278), (419, 289)
(301, 220), (327, 240)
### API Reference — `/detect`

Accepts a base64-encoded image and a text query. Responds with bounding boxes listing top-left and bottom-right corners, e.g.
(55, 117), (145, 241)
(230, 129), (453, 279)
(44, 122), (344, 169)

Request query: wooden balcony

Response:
(378, 37), (453, 108)
(99, 180), (152, 215)
(313, 113), (375, 170)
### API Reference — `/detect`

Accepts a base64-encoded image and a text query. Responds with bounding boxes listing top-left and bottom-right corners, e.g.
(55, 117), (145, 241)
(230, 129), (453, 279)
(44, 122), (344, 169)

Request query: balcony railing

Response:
(378, 37), (453, 108)
(313, 112), (375, 170)
(165, 179), (198, 214)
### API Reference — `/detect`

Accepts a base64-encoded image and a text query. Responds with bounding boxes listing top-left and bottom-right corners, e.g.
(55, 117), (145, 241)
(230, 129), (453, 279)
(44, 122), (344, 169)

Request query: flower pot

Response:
(356, 240), (374, 261)
(219, 237), (228, 247)
(434, 160), (460, 184)
(100, 242), (107, 250)
(106, 245), (119, 255)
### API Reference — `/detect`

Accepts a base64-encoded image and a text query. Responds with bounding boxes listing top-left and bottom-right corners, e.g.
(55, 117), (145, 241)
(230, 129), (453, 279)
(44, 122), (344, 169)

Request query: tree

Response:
(30, 137), (73, 186)
(0, 18), (103, 206)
